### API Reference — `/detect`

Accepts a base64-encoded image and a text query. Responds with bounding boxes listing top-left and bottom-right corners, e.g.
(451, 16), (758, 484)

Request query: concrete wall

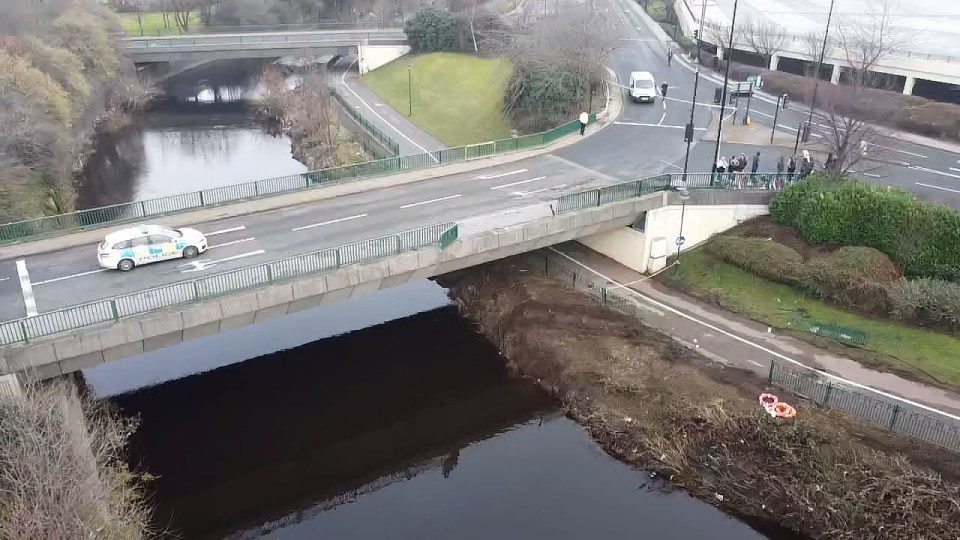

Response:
(0, 192), (672, 381)
(359, 44), (411, 74)
(579, 200), (770, 274)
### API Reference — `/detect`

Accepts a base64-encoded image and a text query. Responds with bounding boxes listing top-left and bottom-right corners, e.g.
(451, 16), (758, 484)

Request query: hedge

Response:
(769, 175), (960, 280)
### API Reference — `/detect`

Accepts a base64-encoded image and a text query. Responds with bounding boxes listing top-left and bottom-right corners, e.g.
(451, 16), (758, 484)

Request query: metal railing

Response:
(769, 359), (960, 453)
(330, 88), (400, 157)
(121, 29), (407, 49)
(555, 172), (798, 214)
(0, 116), (596, 246)
(540, 250), (960, 454)
(0, 222), (457, 348)
(122, 21), (404, 38)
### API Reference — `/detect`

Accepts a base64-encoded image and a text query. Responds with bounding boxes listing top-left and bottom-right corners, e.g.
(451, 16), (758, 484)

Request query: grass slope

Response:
(664, 250), (960, 390)
(362, 53), (513, 146)
(119, 12), (203, 36)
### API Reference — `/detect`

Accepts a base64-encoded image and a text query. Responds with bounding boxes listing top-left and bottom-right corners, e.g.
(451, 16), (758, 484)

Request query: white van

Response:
(628, 71), (657, 103)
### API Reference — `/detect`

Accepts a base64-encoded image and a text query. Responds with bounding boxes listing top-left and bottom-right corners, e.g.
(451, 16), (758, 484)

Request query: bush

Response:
(706, 236), (806, 285)
(770, 176), (960, 280)
(887, 278), (960, 327)
(404, 10), (468, 54)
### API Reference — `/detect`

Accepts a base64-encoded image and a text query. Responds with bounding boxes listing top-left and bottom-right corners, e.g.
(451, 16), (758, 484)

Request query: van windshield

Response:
(635, 80), (654, 89)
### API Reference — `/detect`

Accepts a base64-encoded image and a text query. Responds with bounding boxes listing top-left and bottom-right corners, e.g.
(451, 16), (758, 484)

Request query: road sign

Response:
(676, 236), (686, 246)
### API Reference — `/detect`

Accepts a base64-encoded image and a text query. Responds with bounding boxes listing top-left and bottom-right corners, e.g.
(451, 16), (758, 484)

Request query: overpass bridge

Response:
(0, 172), (779, 383)
(121, 28), (409, 73)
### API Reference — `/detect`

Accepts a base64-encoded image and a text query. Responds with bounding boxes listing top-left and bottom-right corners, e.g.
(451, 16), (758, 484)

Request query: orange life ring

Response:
(759, 393), (778, 407)
(772, 402), (797, 419)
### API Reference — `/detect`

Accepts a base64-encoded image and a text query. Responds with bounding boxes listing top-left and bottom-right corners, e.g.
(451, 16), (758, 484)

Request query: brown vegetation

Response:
(0, 381), (153, 538)
(445, 257), (960, 539)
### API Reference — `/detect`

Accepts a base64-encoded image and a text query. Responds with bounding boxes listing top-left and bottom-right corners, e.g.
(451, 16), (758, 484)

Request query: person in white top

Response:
(579, 112), (589, 135)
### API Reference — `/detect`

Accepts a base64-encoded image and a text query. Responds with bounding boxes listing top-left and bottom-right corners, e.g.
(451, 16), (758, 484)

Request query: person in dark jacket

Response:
(751, 151), (761, 174)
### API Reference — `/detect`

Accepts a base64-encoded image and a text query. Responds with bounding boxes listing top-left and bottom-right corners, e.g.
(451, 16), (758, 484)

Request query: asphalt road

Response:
(3, 0), (960, 323)
(0, 155), (614, 322)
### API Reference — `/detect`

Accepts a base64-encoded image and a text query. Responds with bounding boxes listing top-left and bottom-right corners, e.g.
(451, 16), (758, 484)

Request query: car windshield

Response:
(635, 80), (654, 89)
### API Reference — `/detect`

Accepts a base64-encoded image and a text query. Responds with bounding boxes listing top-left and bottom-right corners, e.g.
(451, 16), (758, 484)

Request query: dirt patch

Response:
(725, 215), (838, 260)
(443, 258), (960, 539)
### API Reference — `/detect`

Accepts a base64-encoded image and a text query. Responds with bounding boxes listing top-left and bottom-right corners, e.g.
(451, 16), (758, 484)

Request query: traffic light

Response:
(693, 29), (699, 39)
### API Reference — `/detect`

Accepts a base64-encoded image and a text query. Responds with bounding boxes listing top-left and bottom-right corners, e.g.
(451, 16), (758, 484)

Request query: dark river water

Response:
(78, 60), (784, 539)
(89, 281), (773, 540)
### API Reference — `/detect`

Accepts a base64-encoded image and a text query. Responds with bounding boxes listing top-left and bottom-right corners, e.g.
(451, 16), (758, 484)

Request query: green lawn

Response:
(664, 250), (960, 391)
(362, 53), (513, 147)
(118, 12), (203, 36)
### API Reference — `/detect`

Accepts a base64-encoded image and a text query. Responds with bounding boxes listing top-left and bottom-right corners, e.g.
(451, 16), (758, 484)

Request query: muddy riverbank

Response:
(443, 256), (960, 539)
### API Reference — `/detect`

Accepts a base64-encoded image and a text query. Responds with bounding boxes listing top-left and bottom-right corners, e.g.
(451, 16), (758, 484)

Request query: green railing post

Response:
(199, 190), (205, 207)
(602, 288), (607, 305)
(110, 300), (120, 322)
(335, 249), (342, 267)
(822, 381), (833, 407)
(19, 320), (29, 344)
(140, 200), (147, 217)
(768, 359), (776, 383)
(193, 281), (201, 301)
(266, 264), (274, 283)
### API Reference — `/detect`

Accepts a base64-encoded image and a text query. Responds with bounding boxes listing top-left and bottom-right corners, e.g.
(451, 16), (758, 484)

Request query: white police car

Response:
(97, 224), (208, 271)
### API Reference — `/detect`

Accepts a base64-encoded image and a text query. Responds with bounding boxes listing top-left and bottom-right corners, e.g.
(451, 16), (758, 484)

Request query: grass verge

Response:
(662, 249), (960, 390)
(118, 12), (203, 36)
(362, 52), (513, 146)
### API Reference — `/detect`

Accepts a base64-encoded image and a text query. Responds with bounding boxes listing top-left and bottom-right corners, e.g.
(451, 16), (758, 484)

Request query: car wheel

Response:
(118, 259), (135, 272)
(183, 246), (199, 259)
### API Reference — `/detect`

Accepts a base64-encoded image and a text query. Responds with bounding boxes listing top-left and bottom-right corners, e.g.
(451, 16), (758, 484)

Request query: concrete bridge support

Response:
(358, 43), (410, 74)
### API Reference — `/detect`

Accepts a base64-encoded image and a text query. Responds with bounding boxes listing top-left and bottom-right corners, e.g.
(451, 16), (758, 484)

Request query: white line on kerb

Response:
(15, 260), (37, 317)
(203, 225), (246, 236)
(614, 121), (707, 131)
(208, 237), (256, 250)
(548, 247), (960, 422)
(916, 182), (960, 194)
(491, 176), (547, 190)
(33, 269), (107, 286)
(400, 194), (461, 209)
(291, 213), (368, 232)
(477, 169), (528, 180)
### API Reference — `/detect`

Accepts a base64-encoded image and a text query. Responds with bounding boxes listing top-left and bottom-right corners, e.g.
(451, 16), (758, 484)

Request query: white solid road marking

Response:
(15, 260), (37, 317)
(33, 269), (108, 286)
(399, 194), (462, 209)
(659, 160), (683, 171)
(180, 250), (266, 273)
(513, 184), (567, 198)
(910, 165), (960, 180)
(614, 121), (707, 131)
(208, 237), (256, 250)
(491, 176), (547, 190)
(548, 247), (960, 421)
(203, 225), (246, 236)
(863, 173), (883, 178)
(747, 360), (765, 368)
(291, 213), (368, 232)
(950, 167), (960, 173)
(477, 169), (528, 180)
(869, 142), (927, 159)
(916, 182), (960, 194)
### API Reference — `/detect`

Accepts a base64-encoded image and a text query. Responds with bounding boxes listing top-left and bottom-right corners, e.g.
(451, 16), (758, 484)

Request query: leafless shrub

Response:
(0, 381), (154, 539)
(260, 66), (338, 170)
(836, 0), (906, 88)
(739, 14), (786, 68)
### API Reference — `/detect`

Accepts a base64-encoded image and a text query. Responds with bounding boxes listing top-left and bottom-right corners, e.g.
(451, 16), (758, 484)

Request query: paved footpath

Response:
(336, 70), (448, 156)
(549, 242), (960, 417)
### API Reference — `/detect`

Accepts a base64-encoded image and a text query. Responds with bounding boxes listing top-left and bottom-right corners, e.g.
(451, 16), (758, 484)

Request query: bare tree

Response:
(809, 84), (890, 178)
(799, 30), (833, 76)
(837, 0), (904, 87)
(739, 14), (786, 68)
(703, 20), (733, 59)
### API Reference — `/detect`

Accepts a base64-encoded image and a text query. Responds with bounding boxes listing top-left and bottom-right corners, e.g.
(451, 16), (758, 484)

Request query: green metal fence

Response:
(330, 88), (401, 157)
(0, 117), (597, 246)
(0, 221), (458, 347)
(555, 172), (798, 214)
(769, 359), (960, 453)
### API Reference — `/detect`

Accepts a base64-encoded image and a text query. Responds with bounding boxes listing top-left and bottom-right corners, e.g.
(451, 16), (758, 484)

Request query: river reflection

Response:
(95, 280), (772, 540)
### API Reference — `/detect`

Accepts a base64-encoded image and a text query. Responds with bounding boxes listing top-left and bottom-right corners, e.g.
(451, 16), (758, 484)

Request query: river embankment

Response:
(443, 256), (960, 539)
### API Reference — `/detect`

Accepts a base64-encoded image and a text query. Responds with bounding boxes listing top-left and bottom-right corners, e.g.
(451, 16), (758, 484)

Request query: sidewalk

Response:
(336, 71), (448, 156)
(704, 114), (796, 147)
(549, 242), (960, 417)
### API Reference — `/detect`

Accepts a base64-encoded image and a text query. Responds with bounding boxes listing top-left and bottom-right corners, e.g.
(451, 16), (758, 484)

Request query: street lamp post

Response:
(804, 0), (837, 145)
(681, 0), (710, 184)
(711, 0), (740, 183)
(674, 187), (691, 272)
(407, 64), (413, 117)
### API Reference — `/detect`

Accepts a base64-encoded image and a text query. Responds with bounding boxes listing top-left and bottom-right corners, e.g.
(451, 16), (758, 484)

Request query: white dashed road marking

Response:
(292, 213), (368, 232)
(180, 250), (266, 273)
(477, 169), (528, 180)
(491, 176), (547, 190)
(15, 260), (37, 317)
(204, 226), (246, 236)
(399, 194), (461, 209)
(916, 182), (960, 194)
(208, 237), (256, 250)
